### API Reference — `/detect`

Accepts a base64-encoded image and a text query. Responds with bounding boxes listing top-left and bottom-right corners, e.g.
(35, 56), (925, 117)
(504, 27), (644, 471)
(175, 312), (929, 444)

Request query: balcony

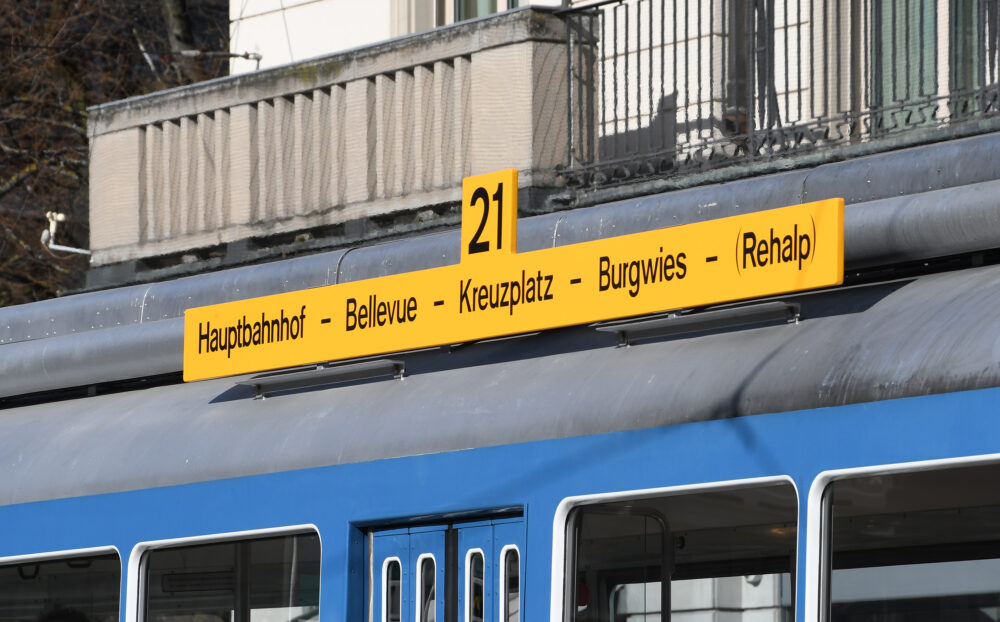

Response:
(86, 1), (1000, 285)
(561, 0), (1000, 186)
(87, 9), (572, 282)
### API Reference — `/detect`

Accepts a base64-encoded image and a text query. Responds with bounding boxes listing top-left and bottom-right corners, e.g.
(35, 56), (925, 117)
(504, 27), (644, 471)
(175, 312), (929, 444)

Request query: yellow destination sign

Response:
(184, 169), (844, 381)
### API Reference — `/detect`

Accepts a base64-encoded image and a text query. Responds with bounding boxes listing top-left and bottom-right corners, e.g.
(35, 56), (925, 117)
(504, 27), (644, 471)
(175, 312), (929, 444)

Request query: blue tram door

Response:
(372, 527), (446, 622)
(457, 523), (491, 622)
(492, 519), (525, 622)
(370, 518), (524, 622)
(457, 519), (525, 622)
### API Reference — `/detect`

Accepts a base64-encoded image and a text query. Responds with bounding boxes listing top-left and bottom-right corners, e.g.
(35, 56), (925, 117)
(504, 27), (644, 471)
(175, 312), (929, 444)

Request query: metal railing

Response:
(561, 0), (1000, 186)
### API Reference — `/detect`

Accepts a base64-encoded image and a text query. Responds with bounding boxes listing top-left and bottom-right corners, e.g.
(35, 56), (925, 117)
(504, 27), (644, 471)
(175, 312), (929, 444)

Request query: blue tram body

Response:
(4, 134), (1000, 622)
(5, 389), (1000, 622)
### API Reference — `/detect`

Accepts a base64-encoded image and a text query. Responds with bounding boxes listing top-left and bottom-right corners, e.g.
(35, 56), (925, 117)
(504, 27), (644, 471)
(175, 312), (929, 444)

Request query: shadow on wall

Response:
(599, 93), (677, 164)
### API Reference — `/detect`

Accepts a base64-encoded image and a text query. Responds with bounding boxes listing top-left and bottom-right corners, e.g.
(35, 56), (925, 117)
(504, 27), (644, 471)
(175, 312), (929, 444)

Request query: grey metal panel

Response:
(514, 211), (564, 253)
(0, 250), (346, 346)
(560, 131), (1000, 245)
(551, 172), (808, 247)
(764, 268), (1000, 410)
(335, 232), (458, 283)
(3, 264), (1000, 506)
(0, 253), (344, 396)
(139, 250), (344, 321)
(567, 170), (810, 245)
(0, 286), (146, 345)
(334, 211), (576, 283)
(845, 180), (1000, 268)
(0, 319), (182, 397)
(802, 132), (1000, 204)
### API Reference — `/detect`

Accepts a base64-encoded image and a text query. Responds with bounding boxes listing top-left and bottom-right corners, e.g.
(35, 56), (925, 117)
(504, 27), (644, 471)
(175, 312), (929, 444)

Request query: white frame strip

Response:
(0, 545), (120, 565)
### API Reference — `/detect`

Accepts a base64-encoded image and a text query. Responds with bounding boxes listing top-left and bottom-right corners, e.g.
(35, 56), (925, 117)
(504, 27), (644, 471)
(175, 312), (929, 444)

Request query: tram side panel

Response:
(3, 388), (1000, 622)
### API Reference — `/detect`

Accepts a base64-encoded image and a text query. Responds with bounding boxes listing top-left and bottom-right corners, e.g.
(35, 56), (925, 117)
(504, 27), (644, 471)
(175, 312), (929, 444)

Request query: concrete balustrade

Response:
(87, 9), (571, 271)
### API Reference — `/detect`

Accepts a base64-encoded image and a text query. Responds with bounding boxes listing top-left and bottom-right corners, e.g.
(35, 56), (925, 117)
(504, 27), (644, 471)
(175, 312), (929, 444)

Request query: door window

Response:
(466, 551), (484, 622)
(385, 559), (402, 622)
(417, 556), (435, 622)
(142, 532), (320, 622)
(564, 482), (797, 622)
(823, 462), (1000, 622)
(501, 547), (520, 622)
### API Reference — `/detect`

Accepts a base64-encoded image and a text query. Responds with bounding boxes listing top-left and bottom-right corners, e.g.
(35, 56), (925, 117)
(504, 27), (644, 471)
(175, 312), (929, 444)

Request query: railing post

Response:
(567, 13), (577, 169)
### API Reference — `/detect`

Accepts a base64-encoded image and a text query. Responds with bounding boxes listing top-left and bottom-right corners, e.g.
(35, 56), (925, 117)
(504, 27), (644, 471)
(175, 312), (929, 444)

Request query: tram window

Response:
(143, 532), (320, 622)
(467, 551), (484, 622)
(418, 556), (435, 622)
(502, 548), (520, 622)
(0, 552), (120, 622)
(825, 462), (1000, 622)
(385, 559), (401, 622)
(565, 482), (797, 622)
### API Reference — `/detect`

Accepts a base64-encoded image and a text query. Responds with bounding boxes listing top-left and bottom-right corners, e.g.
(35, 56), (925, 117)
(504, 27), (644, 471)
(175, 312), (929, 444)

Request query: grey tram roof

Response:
(3, 132), (1000, 506)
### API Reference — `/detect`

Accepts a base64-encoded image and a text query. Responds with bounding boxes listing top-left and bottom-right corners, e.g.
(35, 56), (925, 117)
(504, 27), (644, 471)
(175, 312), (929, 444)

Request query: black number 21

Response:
(468, 183), (503, 254)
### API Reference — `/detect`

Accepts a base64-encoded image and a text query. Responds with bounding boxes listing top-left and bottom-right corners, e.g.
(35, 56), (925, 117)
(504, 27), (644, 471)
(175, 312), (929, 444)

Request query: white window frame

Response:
(0, 545), (120, 566)
(126, 524), (320, 622)
(465, 547), (486, 622)
(498, 544), (521, 622)
(383, 555), (403, 622)
(804, 453), (1000, 622)
(549, 475), (799, 622)
(415, 553), (436, 622)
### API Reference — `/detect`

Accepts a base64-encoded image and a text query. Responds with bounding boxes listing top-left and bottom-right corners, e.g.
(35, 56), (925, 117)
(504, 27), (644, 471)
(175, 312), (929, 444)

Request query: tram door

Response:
(370, 518), (524, 622)
(457, 518), (525, 622)
(373, 527), (447, 622)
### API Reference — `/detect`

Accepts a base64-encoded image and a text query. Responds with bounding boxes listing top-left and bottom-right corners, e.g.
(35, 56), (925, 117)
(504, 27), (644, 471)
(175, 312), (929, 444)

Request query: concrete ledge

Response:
(90, 185), (464, 266)
(88, 8), (567, 137)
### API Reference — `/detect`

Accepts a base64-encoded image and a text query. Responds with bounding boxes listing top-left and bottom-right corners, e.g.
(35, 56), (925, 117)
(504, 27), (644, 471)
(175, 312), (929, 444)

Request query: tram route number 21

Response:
(462, 169), (518, 261)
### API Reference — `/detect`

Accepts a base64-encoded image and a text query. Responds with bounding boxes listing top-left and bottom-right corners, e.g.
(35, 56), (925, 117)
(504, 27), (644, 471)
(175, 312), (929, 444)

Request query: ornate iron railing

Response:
(561, 0), (1000, 187)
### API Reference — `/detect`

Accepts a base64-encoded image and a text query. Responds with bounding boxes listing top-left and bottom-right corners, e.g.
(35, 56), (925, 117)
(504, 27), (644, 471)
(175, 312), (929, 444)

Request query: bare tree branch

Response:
(0, 163), (38, 198)
(0, 0), (227, 305)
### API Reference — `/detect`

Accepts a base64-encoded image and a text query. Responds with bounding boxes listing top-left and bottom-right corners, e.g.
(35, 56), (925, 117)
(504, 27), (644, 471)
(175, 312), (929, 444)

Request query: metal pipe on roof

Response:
(0, 319), (182, 398)
(2, 148), (1000, 398)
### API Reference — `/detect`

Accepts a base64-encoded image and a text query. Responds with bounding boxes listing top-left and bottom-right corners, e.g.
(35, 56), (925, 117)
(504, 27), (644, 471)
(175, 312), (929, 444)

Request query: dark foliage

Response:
(0, 0), (226, 306)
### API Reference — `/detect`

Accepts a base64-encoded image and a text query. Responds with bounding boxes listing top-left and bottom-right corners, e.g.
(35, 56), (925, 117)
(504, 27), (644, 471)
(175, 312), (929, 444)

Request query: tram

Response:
(3, 132), (1000, 622)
